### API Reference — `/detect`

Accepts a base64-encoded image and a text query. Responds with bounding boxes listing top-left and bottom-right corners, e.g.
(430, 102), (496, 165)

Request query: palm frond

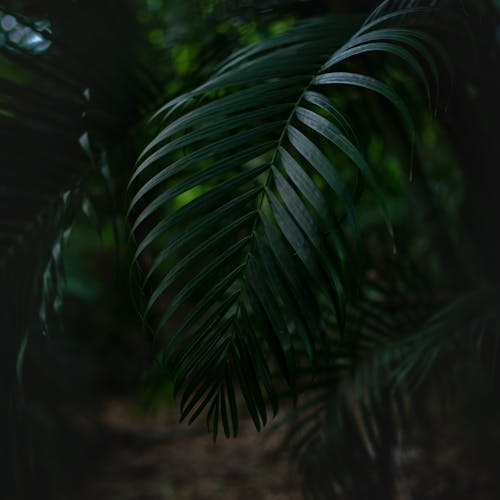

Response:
(277, 276), (500, 499)
(0, 4), (160, 495)
(129, 6), (443, 436)
(0, 1), (159, 338)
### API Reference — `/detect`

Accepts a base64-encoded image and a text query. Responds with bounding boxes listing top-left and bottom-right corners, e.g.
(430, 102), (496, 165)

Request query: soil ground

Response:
(73, 397), (302, 500)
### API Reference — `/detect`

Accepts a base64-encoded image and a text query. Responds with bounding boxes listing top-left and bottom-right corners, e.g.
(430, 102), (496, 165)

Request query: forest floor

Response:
(65, 391), (500, 500)
(72, 396), (302, 500)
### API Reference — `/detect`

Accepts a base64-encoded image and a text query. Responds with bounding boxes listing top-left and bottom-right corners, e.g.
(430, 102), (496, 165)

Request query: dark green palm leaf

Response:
(277, 265), (500, 498)
(0, 4), (161, 495)
(129, 6), (441, 436)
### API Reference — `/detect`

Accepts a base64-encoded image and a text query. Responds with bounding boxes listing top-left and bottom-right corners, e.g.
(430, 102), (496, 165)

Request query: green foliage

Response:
(128, 5), (444, 436)
(2, 0), (500, 499)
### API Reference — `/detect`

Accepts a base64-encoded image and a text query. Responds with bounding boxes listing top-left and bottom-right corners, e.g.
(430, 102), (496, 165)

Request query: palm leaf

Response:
(0, 4), (160, 495)
(129, 5), (443, 435)
(276, 266), (500, 499)
(0, 1), (160, 348)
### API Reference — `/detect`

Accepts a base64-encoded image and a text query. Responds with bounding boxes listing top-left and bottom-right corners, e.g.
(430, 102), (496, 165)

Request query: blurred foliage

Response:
(1, 1), (499, 499)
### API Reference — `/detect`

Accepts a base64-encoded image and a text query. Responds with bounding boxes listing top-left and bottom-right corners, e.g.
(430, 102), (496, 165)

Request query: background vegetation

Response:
(1, 1), (500, 498)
